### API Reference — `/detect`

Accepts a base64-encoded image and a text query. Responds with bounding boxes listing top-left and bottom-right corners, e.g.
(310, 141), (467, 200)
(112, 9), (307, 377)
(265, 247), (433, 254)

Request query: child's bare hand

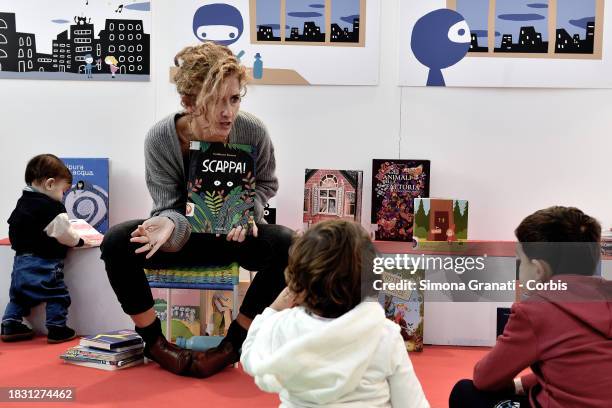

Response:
(270, 287), (299, 311)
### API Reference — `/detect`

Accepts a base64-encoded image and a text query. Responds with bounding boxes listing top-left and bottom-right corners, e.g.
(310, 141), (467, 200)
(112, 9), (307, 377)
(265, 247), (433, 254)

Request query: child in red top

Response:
(450, 206), (612, 408)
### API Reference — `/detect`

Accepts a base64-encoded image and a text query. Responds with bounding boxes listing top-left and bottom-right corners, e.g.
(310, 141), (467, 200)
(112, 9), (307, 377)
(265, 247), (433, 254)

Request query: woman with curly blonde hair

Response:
(100, 42), (294, 378)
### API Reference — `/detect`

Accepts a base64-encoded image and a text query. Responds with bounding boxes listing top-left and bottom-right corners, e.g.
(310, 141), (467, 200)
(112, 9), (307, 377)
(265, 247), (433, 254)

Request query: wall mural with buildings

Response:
(167, 0), (381, 86)
(0, 0), (150, 81)
(399, 0), (612, 88)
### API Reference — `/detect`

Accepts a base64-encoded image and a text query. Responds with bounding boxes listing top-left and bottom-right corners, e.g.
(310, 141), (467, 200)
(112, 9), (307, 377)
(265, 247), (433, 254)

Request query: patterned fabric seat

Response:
(144, 263), (239, 290)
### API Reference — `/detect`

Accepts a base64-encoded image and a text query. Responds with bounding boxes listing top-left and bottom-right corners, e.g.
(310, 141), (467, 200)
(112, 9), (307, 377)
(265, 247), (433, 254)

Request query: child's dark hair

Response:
(515, 206), (601, 276)
(25, 154), (72, 185)
(285, 220), (376, 318)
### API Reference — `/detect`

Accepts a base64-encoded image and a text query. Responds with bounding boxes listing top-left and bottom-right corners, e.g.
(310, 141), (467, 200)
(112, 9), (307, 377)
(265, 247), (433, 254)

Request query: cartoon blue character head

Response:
(411, 9), (471, 86)
(193, 3), (244, 46)
(85, 54), (93, 64)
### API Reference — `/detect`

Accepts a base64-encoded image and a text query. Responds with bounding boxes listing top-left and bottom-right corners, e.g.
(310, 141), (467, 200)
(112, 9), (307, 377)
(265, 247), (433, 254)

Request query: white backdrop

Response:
(0, 0), (611, 239)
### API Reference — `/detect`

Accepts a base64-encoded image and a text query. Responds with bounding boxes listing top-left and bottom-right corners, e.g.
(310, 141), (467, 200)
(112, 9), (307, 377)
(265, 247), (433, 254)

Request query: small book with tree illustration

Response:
(186, 141), (257, 235)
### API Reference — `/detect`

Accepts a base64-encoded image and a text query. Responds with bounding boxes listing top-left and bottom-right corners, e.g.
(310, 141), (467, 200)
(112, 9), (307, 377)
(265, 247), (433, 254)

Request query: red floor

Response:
(0, 337), (490, 407)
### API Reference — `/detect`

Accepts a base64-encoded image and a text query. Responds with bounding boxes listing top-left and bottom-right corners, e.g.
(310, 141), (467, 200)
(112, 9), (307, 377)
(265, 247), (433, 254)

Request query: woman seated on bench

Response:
(100, 42), (294, 378)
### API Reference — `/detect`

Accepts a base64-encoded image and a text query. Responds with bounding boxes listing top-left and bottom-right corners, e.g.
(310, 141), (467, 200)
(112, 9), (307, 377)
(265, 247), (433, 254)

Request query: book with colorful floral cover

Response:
(79, 329), (142, 351)
(303, 169), (363, 228)
(413, 198), (469, 243)
(186, 141), (257, 235)
(371, 160), (430, 241)
(377, 265), (424, 352)
(60, 158), (110, 234)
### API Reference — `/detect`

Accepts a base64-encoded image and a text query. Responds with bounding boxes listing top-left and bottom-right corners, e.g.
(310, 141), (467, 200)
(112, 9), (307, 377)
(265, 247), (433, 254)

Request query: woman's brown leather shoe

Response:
(146, 335), (193, 375)
(187, 341), (240, 378)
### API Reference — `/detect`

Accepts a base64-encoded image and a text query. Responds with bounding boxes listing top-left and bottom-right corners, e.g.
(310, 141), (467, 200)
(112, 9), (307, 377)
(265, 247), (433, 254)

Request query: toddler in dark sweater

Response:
(1, 154), (86, 343)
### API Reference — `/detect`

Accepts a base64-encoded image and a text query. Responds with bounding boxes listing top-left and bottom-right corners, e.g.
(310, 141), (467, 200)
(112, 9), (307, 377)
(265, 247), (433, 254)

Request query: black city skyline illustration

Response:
(257, 17), (359, 43)
(0, 11), (150, 75)
(468, 20), (595, 54)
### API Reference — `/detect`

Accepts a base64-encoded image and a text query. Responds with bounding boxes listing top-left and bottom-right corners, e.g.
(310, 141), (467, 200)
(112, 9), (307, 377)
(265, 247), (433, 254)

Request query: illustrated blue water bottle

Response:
(175, 335), (223, 351)
(253, 53), (263, 79)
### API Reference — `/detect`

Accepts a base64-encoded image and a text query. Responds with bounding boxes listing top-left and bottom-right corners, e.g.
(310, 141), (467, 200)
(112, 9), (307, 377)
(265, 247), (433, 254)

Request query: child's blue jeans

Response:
(2, 254), (71, 328)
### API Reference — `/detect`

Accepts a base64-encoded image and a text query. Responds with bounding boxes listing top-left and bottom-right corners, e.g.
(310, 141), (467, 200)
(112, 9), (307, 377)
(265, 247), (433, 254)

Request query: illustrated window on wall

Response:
(451, 0), (603, 59)
(318, 174), (338, 215)
(251, 0), (365, 46)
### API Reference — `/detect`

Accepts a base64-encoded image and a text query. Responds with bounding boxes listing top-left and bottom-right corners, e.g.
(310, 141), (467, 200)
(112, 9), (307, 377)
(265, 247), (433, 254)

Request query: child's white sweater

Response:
(240, 301), (429, 408)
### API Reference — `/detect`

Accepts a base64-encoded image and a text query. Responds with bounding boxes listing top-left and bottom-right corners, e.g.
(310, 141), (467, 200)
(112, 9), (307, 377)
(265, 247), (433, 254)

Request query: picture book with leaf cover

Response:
(186, 141), (257, 235)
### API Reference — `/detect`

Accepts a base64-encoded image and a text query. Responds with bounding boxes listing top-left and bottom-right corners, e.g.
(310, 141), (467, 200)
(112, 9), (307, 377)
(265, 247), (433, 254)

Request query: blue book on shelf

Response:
(60, 158), (110, 234)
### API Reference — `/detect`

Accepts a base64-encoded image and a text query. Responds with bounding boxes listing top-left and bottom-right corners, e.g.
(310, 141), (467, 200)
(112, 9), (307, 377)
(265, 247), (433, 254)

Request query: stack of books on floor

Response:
(60, 329), (144, 370)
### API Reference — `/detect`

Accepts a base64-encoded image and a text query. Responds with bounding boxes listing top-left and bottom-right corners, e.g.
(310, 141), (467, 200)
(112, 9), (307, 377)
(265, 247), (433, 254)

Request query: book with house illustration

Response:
(60, 158), (110, 234)
(371, 160), (430, 241)
(413, 198), (469, 242)
(377, 265), (425, 352)
(303, 169), (363, 228)
(186, 141), (257, 235)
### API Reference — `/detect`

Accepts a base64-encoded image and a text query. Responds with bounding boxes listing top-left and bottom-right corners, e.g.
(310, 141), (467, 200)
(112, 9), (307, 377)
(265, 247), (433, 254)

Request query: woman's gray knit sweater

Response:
(144, 110), (278, 252)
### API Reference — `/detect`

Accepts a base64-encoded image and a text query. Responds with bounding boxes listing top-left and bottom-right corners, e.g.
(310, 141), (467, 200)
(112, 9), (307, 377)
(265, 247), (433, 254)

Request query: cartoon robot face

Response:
(411, 9), (471, 70)
(193, 3), (244, 46)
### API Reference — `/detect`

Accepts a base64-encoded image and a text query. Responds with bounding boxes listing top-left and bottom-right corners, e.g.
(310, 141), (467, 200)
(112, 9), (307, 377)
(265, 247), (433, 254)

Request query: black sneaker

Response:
(47, 326), (76, 344)
(1, 321), (34, 342)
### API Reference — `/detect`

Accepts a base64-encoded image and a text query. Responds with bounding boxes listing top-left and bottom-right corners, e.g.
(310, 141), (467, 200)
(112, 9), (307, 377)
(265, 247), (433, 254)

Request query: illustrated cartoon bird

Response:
(410, 9), (471, 86)
(193, 3), (244, 46)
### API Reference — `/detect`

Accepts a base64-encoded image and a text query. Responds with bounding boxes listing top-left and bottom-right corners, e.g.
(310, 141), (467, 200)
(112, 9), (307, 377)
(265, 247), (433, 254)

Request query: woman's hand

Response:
(270, 287), (299, 312)
(130, 216), (175, 259)
(225, 218), (258, 243)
